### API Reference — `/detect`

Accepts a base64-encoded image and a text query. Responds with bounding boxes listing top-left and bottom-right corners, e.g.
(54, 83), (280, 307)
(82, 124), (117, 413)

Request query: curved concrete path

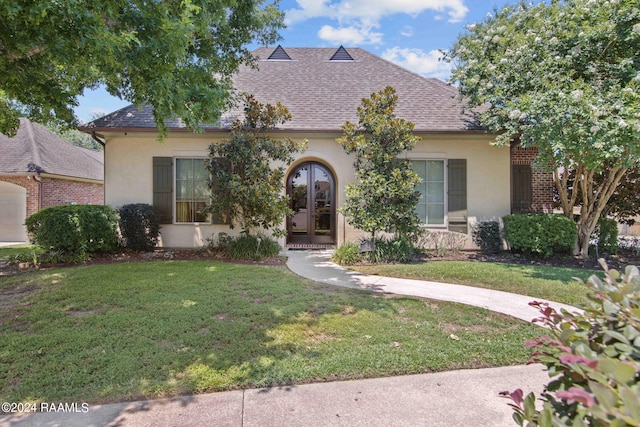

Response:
(2, 250), (577, 427)
(286, 249), (582, 323)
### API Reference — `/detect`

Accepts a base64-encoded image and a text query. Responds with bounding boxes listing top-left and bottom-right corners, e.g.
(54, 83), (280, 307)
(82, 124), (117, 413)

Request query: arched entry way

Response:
(287, 162), (336, 245)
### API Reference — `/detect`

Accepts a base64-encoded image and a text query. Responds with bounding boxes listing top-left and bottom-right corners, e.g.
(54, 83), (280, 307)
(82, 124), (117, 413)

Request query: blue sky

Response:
(74, 0), (515, 123)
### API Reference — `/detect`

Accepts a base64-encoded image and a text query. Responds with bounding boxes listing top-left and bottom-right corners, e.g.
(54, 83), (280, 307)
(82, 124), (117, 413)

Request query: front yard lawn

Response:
(352, 261), (598, 306)
(0, 261), (536, 404)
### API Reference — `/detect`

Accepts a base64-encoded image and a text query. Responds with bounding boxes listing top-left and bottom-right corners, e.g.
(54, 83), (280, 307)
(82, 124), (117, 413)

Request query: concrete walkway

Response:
(1, 249), (579, 427)
(286, 249), (580, 323)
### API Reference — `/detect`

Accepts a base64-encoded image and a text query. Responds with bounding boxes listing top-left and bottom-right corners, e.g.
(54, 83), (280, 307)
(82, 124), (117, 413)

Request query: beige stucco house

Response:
(0, 118), (104, 242)
(81, 46), (552, 249)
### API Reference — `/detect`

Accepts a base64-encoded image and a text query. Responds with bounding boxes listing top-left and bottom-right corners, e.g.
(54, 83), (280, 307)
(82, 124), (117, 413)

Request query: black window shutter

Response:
(511, 165), (532, 213)
(153, 157), (173, 224)
(447, 159), (468, 234)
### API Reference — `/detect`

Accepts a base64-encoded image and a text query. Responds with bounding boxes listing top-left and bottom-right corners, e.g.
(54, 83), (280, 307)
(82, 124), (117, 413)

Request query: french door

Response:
(287, 162), (336, 244)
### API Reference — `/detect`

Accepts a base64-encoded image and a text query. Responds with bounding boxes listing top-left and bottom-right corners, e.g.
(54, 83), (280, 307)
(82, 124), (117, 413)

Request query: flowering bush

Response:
(501, 260), (640, 426)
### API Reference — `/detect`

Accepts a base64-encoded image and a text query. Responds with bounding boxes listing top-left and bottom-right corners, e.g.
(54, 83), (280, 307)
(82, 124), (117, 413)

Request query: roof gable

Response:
(330, 46), (354, 61)
(0, 118), (104, 180)
(84, 47), (484, 133)
(267, 45), (292, 60)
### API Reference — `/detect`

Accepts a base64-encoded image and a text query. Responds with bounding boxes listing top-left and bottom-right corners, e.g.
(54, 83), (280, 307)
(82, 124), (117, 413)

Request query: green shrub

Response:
(503, 214), (577, 258)
(118, 203), (160, 251)
(472, 221), (502, 253)
(502, 261), (640, 426)
(25, 205), (119, 256)
(211, 233), (280, 261)
(592, 216), (619, 256)
(364, 236), (416, 263)
(332, 242), (362, 266)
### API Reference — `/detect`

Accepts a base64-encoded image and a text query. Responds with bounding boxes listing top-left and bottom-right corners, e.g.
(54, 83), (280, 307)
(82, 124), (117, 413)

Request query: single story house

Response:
(0, 118), (104, 241)
(81, 46), (553, 249)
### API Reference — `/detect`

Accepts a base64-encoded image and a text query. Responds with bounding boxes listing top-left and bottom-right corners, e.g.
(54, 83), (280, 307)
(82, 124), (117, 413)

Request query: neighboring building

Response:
(81, 46), (553, 249)
(0, 118), (104, 241)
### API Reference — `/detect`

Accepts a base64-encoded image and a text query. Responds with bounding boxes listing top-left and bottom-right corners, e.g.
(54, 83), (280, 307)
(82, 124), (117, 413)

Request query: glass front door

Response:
(287, 162), (335, 244)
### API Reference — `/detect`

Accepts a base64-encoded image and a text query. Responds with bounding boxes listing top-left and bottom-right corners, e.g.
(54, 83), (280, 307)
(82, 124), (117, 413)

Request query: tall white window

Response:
(175, 158), (210, 223)
(411, 160), (445, 225)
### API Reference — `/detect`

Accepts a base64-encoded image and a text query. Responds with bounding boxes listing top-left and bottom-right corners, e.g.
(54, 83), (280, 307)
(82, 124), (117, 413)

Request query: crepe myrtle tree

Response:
(206, 94), (306, 237)
(337, 86), (422, 242)
(0, 0), (284, 138)
(445, 0), (640, 258)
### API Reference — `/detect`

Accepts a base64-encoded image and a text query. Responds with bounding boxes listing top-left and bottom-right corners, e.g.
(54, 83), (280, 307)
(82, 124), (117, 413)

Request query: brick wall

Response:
(41, 178), (104, 207)
(0, 175), (104, 218)
(510, 144), (554, 213)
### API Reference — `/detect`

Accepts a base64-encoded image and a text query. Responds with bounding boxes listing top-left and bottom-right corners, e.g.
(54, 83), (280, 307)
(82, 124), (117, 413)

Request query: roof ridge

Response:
(23, 118), (43, 170)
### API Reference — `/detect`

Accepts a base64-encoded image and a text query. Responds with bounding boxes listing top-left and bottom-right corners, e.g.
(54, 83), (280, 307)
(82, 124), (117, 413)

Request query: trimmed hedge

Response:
(118, 203), (160, 251)
(25, 205), (119, 255)
(502, 213), (577, 258)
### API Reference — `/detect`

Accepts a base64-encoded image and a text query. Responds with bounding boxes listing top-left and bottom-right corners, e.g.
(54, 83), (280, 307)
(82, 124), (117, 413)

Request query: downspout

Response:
(33, 174), (43, 211)
(91, 132), (106, 147)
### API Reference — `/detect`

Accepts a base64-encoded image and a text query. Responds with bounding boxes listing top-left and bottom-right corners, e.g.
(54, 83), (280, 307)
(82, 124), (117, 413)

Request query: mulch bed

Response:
(2, 247), (640, 278)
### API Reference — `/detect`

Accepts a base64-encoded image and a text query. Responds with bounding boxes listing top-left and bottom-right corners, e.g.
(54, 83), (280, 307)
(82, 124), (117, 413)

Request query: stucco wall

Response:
(102, 131), (509, 248)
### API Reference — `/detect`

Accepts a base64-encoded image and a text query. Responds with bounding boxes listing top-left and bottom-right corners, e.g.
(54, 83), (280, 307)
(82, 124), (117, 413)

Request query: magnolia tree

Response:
(338, 86), (422, 241)
(207, 95), (306, 237)
(445, 0), (640, 258)
(0, 0), (283, 137)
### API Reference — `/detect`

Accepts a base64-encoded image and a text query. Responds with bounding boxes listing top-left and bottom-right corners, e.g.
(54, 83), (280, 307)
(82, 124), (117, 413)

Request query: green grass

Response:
(352, 261), (599, 306)
(0, 244), (37, 262)
(0, 261), (536, 404)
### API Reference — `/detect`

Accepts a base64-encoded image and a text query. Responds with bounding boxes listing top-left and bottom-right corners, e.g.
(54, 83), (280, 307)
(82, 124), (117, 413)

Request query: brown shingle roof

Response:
(0, 118), (104, 181)
(84, 47), (483, 133)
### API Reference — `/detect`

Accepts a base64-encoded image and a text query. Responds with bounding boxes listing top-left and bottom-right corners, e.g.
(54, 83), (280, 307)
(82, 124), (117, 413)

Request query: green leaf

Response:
(598, 359), (636, 383)
(589, 381), (616, 412)
(619, 385), (640, 421)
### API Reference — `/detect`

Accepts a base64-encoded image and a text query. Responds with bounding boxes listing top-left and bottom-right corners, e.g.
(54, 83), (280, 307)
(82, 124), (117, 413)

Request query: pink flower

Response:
(558, 355), (598, 369)
(556, 387), (596, 407)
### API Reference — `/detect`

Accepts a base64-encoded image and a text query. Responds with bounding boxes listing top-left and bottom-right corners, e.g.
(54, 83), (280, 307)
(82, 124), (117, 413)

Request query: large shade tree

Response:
(446, 0), (640, 257)
(0, 0), (284, 137)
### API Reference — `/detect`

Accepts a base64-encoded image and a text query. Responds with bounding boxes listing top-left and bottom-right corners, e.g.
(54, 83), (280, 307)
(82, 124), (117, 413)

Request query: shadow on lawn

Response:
(0, 261), (396, 406)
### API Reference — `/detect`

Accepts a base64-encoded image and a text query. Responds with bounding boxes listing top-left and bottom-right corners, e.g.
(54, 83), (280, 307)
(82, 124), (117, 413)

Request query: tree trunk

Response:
(554, 162), (627, 259)
(573, 165), (627, 259)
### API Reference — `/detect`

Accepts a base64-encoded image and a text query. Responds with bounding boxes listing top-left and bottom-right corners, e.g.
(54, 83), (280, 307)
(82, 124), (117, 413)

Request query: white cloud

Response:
(382, 47), (452, 80)
(286, 0), (469, 25)
(400, 25), (414, 37)
(318, 24), (383, 45)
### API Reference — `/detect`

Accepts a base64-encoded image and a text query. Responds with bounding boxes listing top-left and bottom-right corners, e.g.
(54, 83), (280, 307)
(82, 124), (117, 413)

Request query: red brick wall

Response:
(0, 175), (104, 219)
(41, 178), (104, 208)
(510, 144), (554, 213)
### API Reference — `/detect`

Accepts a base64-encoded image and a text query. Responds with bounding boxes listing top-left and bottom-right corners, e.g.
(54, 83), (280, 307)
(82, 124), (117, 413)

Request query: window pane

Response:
(176, 180), (192, 201)
(427, 182), (444, 203)
(426, 160), (444, 181)
(193, 159), (209, 180)
(427, 203), (445, 224)
(176, 159), (193, 180)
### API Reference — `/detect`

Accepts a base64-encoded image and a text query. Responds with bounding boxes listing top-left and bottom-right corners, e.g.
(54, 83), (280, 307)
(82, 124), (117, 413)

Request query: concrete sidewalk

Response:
(1, 249), (569, 427)
(1, 364), (548, 427)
